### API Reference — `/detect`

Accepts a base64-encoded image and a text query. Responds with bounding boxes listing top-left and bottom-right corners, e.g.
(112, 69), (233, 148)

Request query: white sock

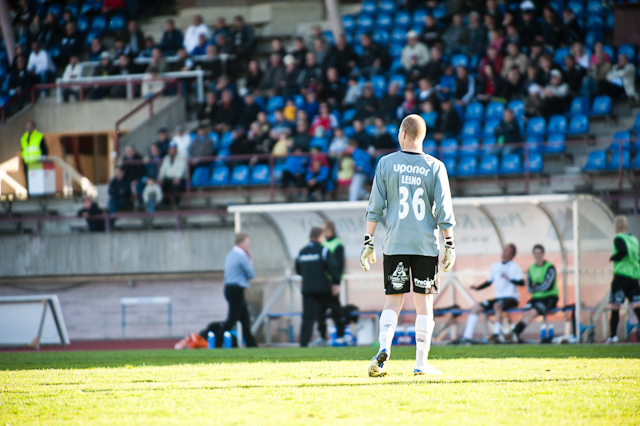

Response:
(378, 309), (398, 355)
(463, 313), (479, 340)
(493, 321), (502, 335)
(415, 314), (435, 370)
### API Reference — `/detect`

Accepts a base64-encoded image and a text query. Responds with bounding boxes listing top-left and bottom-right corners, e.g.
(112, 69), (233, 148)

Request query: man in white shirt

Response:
(27, 41), (56, 96)
(183, 15), (211, 54)
(401, 30), (430, 71)
(171, 125), (192, 158)
(453, 244), (524, 344)
(62, 55), (82, 102)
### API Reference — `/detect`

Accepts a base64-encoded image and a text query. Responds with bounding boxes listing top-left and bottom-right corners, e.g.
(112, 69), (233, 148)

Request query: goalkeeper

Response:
(361, 114), (456, 377)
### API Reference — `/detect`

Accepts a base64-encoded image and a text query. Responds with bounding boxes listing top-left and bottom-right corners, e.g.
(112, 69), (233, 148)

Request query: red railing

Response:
(0, 85), (37, 125)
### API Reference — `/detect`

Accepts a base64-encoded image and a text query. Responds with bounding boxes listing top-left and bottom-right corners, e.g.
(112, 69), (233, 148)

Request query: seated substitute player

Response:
(606, 215), (640, 344)
(452, 243), (524, 345)
(361, 114), (456, 377)
(510, 244), (558, 342)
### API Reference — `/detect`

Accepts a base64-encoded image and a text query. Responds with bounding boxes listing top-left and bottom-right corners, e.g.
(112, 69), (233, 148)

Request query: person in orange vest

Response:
(20, 120), (48, 191)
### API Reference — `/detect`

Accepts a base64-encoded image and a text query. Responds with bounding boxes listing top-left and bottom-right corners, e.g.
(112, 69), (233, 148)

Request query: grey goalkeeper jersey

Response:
(366, 151), (456, 257)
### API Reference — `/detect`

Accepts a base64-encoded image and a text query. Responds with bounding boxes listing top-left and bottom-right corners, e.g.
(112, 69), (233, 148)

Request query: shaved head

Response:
(400, 114), (427, 144)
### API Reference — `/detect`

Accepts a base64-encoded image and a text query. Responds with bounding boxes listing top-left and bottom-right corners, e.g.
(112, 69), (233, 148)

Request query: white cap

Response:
(283, 54), (295, 66)
(406, 30), (419, 38)
(520, 0), (535, 11)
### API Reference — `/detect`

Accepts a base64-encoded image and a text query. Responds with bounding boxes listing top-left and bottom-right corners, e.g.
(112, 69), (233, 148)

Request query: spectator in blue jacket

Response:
(281, 148), (309, 193)
(159, 19), (183, 55)
(348, 139), (372, 201)
(306, 155), (329, 201)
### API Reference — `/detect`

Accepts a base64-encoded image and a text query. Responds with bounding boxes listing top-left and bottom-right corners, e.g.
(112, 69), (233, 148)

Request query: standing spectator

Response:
(59, 22), (82, 67)
(222, 233), (259, 348)
(605, 54), (638, 101)
(348, 139), (372, 201)
(231, 15), (255, 63)
(441, 14), (466, 56)
(160, 19), (183, 55)
(142, 178), (163, 213)
(296, 227), (343, 347)
(325, 34), (357, 77)
(127, 20), (145, 57)
(27, 41), (55, 95)
(61, 55), (82, 102)
(358, 33), (387, 78)
(184, 15), (211, 54)
(502, 42), (528, 78)
(466, 12), (488, 57)
(20, 120), (48, 190)
(453, 66), (475, 107)
(369, 117), (396, 151)
(158, 143), (187, 204)
(401, 31), (430, 71)
(171, 125), (192, 158)
(306, 156), (330, 201)
(108, 167), (132, 213)
(494, 108), (521, 153)
(77, 196), (105, 232)
(215, 89), (240, 133)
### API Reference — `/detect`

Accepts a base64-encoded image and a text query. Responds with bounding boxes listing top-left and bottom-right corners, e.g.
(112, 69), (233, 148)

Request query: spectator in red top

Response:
(478, 45), (504, 77)
(476, 64), (501, 103)
(309, 102), (337, 136)
(102, 0), (124, 14)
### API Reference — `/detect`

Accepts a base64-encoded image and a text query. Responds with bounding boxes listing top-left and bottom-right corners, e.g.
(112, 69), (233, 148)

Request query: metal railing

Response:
(41, 155), (98, 198)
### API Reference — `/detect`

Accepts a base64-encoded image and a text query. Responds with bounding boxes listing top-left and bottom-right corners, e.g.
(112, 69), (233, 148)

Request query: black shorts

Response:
(524, 296), (558, 315)
(383, 254), (439, 295)
(480, 297), (519, 311)
(609, 275), (640, 305)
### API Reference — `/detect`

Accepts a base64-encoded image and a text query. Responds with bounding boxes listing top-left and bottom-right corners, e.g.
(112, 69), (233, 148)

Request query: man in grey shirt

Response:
(223, 232), (258, 347)
(361, 114), (456, 377)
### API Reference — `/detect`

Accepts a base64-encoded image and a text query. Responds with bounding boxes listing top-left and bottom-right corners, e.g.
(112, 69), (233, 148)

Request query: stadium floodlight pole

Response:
(0, 0), (16, 64)
(572, 198), (582, 343)
(324, 0), (344, 41)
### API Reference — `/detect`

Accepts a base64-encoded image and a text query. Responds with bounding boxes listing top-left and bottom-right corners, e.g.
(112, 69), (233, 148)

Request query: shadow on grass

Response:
(0, 345), (638, 371)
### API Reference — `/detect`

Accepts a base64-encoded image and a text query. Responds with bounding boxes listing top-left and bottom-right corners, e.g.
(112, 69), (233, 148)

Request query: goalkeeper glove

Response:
(442, 236), (455, 272)
(360, 234), (376, 271)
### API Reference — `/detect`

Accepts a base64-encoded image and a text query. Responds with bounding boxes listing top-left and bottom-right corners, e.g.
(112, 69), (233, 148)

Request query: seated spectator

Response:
(291, 36), (308, 67)
(479, 45), (504, 77)
(269, 109), (294, 139)
(502, 42), (528, 78)
(494, 108), (521, 154)
(158, 143), (187, 205)
(369, 117), (395, 151)
(13, 0), (35, 28)
(247, 122), (274, 158)
(61, 55), (82, 102)
(138, 36), (156, 58)
(126, 20), (144, 57)
(281, 148), (309, 194)
(27, 41), (55, 94)
(401, 30), (430, 71)
(378, 82), (403, 123)
(91, 52), (115, 100)
(136, 143), (163, 199)
(142, 177), (163, 214)
(590, 42), (611, 66)
(155, 128), (171, 157)
(476, 64), (501, 103)
(160, 19), (183, 56)
(355, 83), (378, 123)
(423, 47), (446, 84)
(313, 37), (330, 69)
(111, 55), (136, 98)
(535, 54), (555, 87)
(121, 145), (144, 190)
(303, 91), (320, 120)
(496, 66), (525, 101)
(199, 46), (222, 90)
(561, 8), (583, 47)
(321, 67), (346, 111)
(348, 139), (372, 201)
(404, 55), (424, 85)
(212, 74), (236, 98)
(102, 0), (124, 14)
(466, 12), (488, 57)
(571, 41), (589, 69)
(453, 66), (475, 107)
(292, 120), (312, 152)
(297, 52), (322, 94)
(229, 128), (252, 157)
(328, 128), (349, 155)
(270, 38), (287, 59)
(259, 54), (284, 96)
(231, 15), (255, 63)
(245, 60), (264, 94)
(419, 100), (438, 129)
(198, 92), (218, 127)
(325, 34), (357, 77)
(563, 54), (585, 97)
(417, 78), (438, 105)
(238, 94), (261, 129)
(141, 67), (165, 98)
(280, 54), (300, 99)
(605, 54), (638, 102)
(580, 51), (611, 100)
(272, 130), (294, 156)
(504, 24), (520, 50)
(191, 33), (209, 56)
(283, 101), (298, 122)
(147, 48), (168, 73)
(77, 196), (105, 232)
(173, 48), (194, 73)
(528, 41), (544, 66)
(8, 54), (32, 98)
(184, 15), (211, 54)
(305, 156), (330, 201)
(108, 167), (132, 213)
(37, 13), (58, 50)
(540, 70), (569, 117)
(342, 77), (362, 110)
(214, 89), (240, 133)
(434, 99), (462, 141)
(420, 15), (442, 48)
(112, 37), (132, 60)
(89, 38), (107, 62)
(441, 14), (466, 56)
(352, 119), (371, 149)
(541, 6), (562, 50)
(171, 125), (192, 158)
(59, 22), (82, 67)
(214, 33), (234, 56)
(189, 125), (215, 166)
(213, 17), (229, 40)
(309, 102), (337, 136)
(358, 33), (387, 79)
(397, 88), (417, 120)
(488, 29), (505, 53)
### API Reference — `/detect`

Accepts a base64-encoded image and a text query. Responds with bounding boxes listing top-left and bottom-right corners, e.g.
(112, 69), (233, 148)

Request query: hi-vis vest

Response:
(21, 130), (44, 167)
(322, 237), (344, 281)
(613, 233), (640, 280)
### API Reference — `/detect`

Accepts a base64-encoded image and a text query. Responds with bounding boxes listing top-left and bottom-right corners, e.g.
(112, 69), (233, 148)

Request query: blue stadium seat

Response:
(362, 0), (377, 14)
(618, 44), (636, 62)
(78, 16), (90, 32)
(443, 157), (457, 176)
(587, 0), (603, 14)
(590, 95), (612, 116)
(292, 94), (305, 109)
(629, 114), (640, 132)
(388, 43), (404, 59)
(191, 167), (211, 188)
(48, 46), (60, 59)
(465, 102), (484, 120)
(461, 120), (482, 138)
(389, 74), (406, 90)
(451, 54), (469, 69)
(80, 3), (94, 15)
(310, 137), (329, 151)
(603, 44), (615, 61)
(376, 14), (393, 29)
(507, 100), (525, 118)
(545, 134), (566, 153)
(433, 6), (447, 19)
(211, 166), (229, 185)
(108, 14), (126, 32)
(413, 9), (428, 26)
(485, 102), (504, 121)
(323, 30), (335, 45)
(380, 0), (396, 12)
(371, 75), (387, 96)
(47, 4), (62, 17)
(478, 155), (499, 174)
(85, 30), (102, 46)
(568, 0), (584, 16)
(230, 165), (250, 185)
(91, 15), (107, 31)
(584, 30), (603, 47)
(610, 131), (631, 151)
(567, 114), (589, 134)
(500, 154), (522, 173)
(342, 108), (357, 124)
(365, 125), (376, 135)
(583, 150), (607, 170)
(343, 15), (356, 31)
(460, 138), (479, 156)
(483, 119), (500, 137)
(390, 28), (406, 44)
(423, 139), (437, 156)
(547, 115), (567, 134)
(525, 135), (544, 152)
(344, 126), (355, 138)
(569, 97), (589, 115)
(526, 117), (546, 136)
(553, 47), (570, 65)
(527, 152), (543, 173)
(373, 29), (390, 46)
(272, 164), (286, 181)
(605, 12), (614, 30)
(441, 139), (459, 157)
(586, 14), (603, 30)
(64, 3), (78, 17)
(481, 137), (496, 155)
(218, 132), (233, 150)
(608, 150), (631, 170)
(457, 156), (478, 176)
(251, 165), (270, 184)
(358, 14), (375, 31)
(386, 123), (398, 136)
(266, 96), (285, 112)
(395, 11), (412, 28)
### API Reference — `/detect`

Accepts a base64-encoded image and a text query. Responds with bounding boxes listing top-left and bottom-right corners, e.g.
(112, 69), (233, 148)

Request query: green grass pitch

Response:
(1, 345), (639, 425)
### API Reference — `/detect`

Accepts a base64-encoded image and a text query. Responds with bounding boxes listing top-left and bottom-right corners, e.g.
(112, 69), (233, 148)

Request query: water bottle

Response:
(207, 331), (215, 349)
(548, 325), (554, 339)
(223, 331), (232, 349)
(540, 324), (547, 341)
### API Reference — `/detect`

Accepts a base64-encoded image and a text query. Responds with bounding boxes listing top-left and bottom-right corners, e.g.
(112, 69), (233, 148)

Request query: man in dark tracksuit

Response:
(296, 227), (344, 347)
(317, 220), (347, 345)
